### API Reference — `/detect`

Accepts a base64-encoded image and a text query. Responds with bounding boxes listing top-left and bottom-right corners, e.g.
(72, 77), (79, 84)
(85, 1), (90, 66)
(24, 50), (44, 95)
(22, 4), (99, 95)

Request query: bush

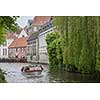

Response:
(46, 32), (65, 68)
(0, 68), (6, 83)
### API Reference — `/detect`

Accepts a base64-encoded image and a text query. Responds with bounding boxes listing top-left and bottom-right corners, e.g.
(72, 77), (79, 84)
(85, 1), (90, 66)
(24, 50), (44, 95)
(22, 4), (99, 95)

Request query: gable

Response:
(18, 29), (28, 38)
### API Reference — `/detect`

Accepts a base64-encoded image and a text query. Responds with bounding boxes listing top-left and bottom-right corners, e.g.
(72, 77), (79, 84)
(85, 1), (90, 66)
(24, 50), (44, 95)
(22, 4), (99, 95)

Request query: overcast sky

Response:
(16, 16), (34, 28)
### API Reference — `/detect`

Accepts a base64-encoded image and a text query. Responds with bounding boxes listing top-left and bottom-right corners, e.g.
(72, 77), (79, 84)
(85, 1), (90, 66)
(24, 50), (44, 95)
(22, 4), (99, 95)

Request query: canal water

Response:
(0, 63), (100, 83)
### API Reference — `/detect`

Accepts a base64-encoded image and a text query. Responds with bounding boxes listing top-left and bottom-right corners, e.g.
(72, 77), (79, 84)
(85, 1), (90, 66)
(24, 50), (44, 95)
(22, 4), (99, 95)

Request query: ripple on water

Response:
(0, 63), (49, 83)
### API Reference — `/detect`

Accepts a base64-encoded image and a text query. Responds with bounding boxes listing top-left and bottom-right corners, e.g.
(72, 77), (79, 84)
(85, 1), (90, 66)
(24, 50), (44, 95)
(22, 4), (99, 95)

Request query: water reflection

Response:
(0, 63), (49, 83)
(49, 67), (100, 83)
(22, 71), (43, 78)
(0, 63), (100, 83)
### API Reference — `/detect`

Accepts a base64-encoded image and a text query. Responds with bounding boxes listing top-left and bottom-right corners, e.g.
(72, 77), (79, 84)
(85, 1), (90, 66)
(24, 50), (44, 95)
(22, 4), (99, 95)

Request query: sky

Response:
(16, 16), (34, 28)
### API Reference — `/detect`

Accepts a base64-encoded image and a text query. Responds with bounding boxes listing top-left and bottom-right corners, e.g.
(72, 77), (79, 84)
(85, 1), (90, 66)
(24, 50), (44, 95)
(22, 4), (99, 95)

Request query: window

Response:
(22, 35), (25, 37)
(3, 49), (5, 56)
(34, 27), (37, 32)
(33, 41), (36, 56)
(22, 48), (24, 52)
(18, 48), (20, 52)
(27, 46), (29, 52)
(5, 49), (7, 56)
(16, 48), (18, 52)
(3, 48), (7, 56)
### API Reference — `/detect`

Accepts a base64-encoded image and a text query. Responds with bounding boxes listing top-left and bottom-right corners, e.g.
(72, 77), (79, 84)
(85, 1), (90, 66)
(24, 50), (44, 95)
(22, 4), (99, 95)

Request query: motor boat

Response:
(21, 65), (43, 73)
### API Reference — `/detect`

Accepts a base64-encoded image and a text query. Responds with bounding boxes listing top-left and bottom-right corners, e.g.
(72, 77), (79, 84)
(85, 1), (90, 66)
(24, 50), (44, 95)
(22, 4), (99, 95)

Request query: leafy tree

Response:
(0, 16), (18, 44)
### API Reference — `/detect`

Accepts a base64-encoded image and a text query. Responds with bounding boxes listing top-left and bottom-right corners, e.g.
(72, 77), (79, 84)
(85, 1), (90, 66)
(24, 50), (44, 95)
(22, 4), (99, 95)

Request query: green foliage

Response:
(46, 32), (58, 66)
(47, 16), (100, 74)
(46, 32), (64, 68)
(0, 16), (18, 32)
(0, 16), (19, 44)
(0, 26), (6, 44)
(96, 17), (100, 71)
(79, 37), (92, 73)
(0, 68), (6, 83)
(78, 17), (93, 73)
(56, 38), (64, 67)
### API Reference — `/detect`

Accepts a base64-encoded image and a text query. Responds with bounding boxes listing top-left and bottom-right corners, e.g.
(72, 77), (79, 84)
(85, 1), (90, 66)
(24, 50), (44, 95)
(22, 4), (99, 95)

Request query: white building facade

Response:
(0, 33), (15, 58)
(26, 16), (52, 63)
(8, 28), (29, 59)
(0, 28), (28, 59)
(39, 21), (55, 64)
(27, 32), (39, 63)
(18, 29), (28, 38)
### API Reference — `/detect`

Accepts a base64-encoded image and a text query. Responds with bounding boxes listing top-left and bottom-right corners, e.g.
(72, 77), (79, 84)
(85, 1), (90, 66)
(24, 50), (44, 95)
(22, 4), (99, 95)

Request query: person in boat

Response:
(25, 66), (30, 72)
(21, 67), (24, 72)
(21, 65), (43, 72)
(27, 65), (43, 72)
(40, 65), (43, 71)
(21, 66), (30, 72)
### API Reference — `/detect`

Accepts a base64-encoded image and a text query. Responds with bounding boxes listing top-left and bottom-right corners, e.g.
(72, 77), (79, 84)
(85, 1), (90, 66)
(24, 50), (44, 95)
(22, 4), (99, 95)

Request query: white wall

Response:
(0, 29), (28, 59)
(0, 38), (14, 58)
(18, 29), (28, 38)
(39, 34), (46, 48)
(0, 44), (8, 58)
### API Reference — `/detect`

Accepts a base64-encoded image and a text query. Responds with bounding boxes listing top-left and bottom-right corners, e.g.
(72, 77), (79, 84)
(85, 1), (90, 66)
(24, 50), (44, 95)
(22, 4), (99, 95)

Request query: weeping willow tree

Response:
(46, 16), (100, 73)
(78, 17), (93, 73)
(96, 17), (100, 72)
(54, 17), (68, 62)
(54, 16), (82, 71)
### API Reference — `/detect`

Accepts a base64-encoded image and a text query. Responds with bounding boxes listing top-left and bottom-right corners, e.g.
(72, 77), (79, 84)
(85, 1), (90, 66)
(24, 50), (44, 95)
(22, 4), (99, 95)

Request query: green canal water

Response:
(0, 63), (100, 83)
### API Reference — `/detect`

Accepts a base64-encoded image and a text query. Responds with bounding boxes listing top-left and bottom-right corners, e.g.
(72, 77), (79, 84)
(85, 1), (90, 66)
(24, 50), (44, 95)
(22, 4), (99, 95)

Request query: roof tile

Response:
(6, 33), (16, 39)
(8, 37), (28, 48)
(33, 16), (51, 25)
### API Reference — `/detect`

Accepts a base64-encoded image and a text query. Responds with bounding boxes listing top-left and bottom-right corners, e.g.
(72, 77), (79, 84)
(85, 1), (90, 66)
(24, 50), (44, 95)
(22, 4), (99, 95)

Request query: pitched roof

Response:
(33, 16), (51, 25)
(16, 28), (29, 36)
(8, 37), (28, 48)
(27, 32), (38, 42)
(6, 33), (16, 39)
(23, 26), (29, 35)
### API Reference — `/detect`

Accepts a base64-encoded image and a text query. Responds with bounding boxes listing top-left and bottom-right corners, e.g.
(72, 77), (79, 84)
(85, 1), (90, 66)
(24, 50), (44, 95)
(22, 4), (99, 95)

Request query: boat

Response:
(21, 65), (43, 73)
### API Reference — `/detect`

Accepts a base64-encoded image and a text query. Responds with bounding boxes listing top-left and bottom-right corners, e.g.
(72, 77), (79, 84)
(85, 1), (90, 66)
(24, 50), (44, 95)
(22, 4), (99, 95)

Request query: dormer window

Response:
(22, 35), (24, 37)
